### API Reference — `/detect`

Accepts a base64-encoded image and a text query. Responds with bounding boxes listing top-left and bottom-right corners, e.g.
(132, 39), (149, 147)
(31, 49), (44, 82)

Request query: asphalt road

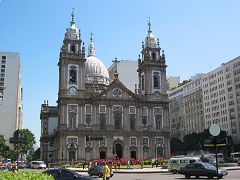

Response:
(19, 169), (240, 180)
(79, 170), (240, 180)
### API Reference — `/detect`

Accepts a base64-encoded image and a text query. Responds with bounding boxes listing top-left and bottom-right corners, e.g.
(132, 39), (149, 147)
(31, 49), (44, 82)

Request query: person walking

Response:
(127, 160), (130, 169)
(103, 162), (111, 180)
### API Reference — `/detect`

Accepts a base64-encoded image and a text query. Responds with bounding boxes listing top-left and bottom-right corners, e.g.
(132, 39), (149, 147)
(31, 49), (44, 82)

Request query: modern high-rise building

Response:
(108, 60), (138, 93)
(169, 56), (240, 149)
(202, 56), (240, 145)
(167, 76), (180, 91)
(40, 12), (171, 163)
(168, 86), (185, 139)
(183, 75), (204, 135)
(0, 52), (23, 146)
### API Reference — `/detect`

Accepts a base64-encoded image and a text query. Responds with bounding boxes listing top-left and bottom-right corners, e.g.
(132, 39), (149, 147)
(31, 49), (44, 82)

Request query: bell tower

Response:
(137, 19), (167, 100)
(58, 9), (86, 99)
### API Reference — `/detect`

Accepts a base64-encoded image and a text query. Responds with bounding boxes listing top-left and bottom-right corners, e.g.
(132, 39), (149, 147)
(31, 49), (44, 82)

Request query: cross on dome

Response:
(88, 32), (95, 56)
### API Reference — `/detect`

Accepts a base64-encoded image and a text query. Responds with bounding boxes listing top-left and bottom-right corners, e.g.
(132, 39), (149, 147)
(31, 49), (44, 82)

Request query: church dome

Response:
(145, 32), (157, 48)
(85, 56), (109, 79)
(85, 40), (109, 85)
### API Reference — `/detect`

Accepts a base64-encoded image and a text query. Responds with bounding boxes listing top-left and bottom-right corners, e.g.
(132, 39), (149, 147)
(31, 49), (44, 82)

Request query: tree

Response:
(170, 137), (183, 155)
(0, 135), (10, 157)
(32, 148), (40, 161)
(15, 129), (36, 161)
(183, 132), (200, 152)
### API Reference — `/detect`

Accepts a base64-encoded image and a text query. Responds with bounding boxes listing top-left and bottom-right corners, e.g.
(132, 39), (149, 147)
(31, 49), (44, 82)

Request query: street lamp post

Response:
(0, 87), (4, 105)
(61, 147), (63, 165)
(209, 124), (221, 180)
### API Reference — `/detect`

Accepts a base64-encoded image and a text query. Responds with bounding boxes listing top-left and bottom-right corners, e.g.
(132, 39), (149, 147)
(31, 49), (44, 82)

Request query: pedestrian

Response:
(151, 158), (155, 168)
(103, 162), (111, 180)
(83, 162), (85, 169)
(141, 160), (144, 169)
(88, 161), (92, 169)
(127, 160), (130, 169)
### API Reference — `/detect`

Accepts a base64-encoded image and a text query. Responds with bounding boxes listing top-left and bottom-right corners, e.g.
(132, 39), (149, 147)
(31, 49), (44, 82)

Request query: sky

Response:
(0, 0), (240, 147)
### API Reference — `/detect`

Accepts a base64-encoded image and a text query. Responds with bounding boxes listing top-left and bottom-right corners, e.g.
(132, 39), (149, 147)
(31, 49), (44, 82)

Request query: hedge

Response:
(0, 171), (54, 180)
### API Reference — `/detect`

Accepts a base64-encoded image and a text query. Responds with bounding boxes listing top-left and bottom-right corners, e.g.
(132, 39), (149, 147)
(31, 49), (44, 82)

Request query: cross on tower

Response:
(71, 8), (76, 22)
(147, 17), (152, 33)
(112, 57), (120, 73)
(90, 32), (94, 42)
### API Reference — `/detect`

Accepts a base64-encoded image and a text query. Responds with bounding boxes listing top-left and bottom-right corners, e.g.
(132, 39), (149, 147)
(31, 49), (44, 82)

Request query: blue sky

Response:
(0, 0), (240, 147)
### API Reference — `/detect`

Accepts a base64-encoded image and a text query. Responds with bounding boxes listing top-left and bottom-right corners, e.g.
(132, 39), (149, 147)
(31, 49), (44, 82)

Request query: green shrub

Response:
(0, 171), (54, 180)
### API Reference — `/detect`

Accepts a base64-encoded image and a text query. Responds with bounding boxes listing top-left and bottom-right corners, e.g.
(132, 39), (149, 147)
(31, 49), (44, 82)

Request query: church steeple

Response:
(145, 17), (157, 48)
(137, 19), (167, 99)
(63, 8), (81, 41)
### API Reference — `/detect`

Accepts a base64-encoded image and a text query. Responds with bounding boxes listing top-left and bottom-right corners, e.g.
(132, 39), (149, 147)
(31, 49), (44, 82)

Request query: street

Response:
(78, 170), (240, 180)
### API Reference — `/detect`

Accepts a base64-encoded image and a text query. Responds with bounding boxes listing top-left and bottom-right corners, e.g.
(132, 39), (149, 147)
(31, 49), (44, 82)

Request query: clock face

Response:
(70, 33), (76, 39)
(154, 91), (160, 98)
(69, 87), (77, 95)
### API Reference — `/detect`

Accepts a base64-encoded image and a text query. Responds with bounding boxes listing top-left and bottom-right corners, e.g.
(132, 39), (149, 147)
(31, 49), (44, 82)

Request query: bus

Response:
(168, 156), (202, 174)
(231, 152), (240, 162)
(31, 161), (47, 169)
(205, 153), (224, 164)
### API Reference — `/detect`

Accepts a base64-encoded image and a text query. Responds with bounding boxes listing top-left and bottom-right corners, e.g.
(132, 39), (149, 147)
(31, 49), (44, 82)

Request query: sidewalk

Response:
(71, 166), (240, 174)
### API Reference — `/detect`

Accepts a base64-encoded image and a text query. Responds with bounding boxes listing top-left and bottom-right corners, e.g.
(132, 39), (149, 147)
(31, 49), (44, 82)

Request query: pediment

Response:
(94, 78), (141, 101)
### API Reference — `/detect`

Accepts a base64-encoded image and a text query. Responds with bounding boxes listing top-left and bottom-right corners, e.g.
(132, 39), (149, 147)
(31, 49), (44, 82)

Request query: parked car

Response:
(43, 168), (96, 180)
(31, 161), (47, 169)
(18, 162), (28, 169)
(0, 166), (8, 171)
(88, 164), (114, 177)
(237, 157), (240, 165)
(179, 162), (228, 179)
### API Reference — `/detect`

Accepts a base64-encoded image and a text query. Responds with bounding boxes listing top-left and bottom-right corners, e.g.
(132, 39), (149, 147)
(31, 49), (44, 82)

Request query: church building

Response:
(40, 11), (170, 163)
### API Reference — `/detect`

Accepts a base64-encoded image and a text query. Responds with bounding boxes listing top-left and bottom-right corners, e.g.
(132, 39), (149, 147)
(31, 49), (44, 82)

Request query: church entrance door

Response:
(69, 151), (75, 161)
(115, 144), (123, 158)
(100, 151), (106, 159)
(131, 151), (136, 159)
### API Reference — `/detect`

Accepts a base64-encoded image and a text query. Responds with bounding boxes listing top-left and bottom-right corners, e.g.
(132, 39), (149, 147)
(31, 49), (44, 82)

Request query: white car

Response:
(31, 161), (47, 169)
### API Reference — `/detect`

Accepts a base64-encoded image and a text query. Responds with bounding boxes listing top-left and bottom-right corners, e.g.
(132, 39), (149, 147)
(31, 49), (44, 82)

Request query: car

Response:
(237, 157), (240, 165)
(31, 161), (47, 169)
(88, 164), (114, 178)
(179, 162), (228, 179)
(18, 162), (28, 169)
(43, 168), (96, 180)
(0, 166), (8, 171)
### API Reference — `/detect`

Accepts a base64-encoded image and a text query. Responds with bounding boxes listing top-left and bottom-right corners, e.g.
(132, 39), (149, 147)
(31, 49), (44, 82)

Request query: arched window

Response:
(151, 52), (157, 60)
(153, 72), (160, 89)
(113, 105), (122, 130)
(68, 143), (77, 161)
(141, 75), (144, 91)
(68, 112), (76, 129)
(69, 69), (76, 84)
(154, 107), (163, 130)
(100, 113), (106, 130)
(70, 45), (76, 53)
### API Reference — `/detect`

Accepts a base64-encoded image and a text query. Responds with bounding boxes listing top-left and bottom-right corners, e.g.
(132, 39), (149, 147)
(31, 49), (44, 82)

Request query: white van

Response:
(31, 161), (47, 169)
(168, 156), (202, 174)
(231, 152), (240, 162)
